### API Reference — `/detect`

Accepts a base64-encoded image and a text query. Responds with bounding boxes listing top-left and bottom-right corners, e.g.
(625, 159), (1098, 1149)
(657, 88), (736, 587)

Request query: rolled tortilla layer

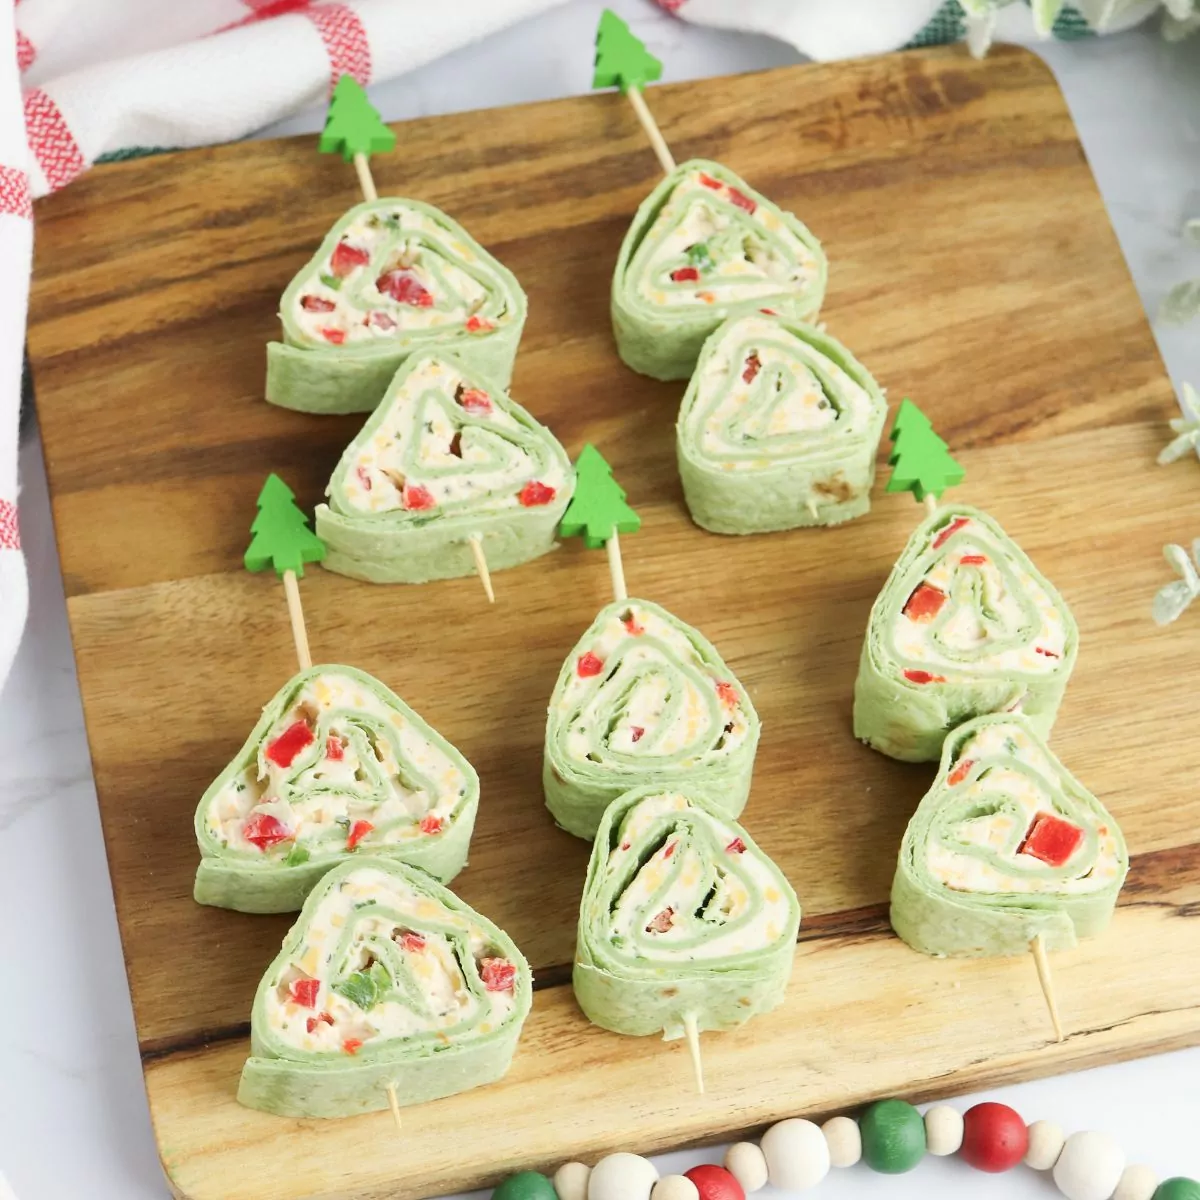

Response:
(611, 159), (827, 381)
(238, 858), (532, 1118)
(266, 198), (526, 414)
(891, 713), (1127, 958)
(853, 505), (1078, 762)
(677, 313), (888, 533)
(194, 665), (478, 913)
(544, 598), (760, 840)
(574, 787), (800, 1039)
(315, 352), (573, 584)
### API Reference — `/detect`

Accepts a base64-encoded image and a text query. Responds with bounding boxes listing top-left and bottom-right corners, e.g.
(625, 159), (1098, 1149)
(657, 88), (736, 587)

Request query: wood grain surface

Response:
(26, 45), (1197, 1200)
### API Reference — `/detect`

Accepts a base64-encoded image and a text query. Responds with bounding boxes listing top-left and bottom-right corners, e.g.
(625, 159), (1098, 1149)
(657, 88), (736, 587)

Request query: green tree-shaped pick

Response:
(593, 9), (663, 94)
(245, 474), (326, 577)
(318, 75), (396, 162)
(885, 400), (965, 503)
(560, 445), (641, 549)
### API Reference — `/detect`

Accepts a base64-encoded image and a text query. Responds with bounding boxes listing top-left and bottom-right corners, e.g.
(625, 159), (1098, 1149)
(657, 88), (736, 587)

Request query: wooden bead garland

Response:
(488, 1097), (1199, 1199)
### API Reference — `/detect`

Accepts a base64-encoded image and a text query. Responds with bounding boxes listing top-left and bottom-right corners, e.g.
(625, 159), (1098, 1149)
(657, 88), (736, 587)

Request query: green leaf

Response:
(559, 444), (641, 550)
(244, 473), (326, 578)
(284, 843), (310, 868)
(593, 9), (663, 94)
(318, 75), (396, 163)
(333, 961), (391, 1011)
(318, 272), (343, 291)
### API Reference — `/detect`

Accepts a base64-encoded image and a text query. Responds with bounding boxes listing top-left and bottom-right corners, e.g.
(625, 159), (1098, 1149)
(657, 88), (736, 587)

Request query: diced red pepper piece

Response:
(960, 554), (988, 566)
(346, 820), (374, 850)
(1019, 812), (1083, 866)
(266, 720), (314, 768)
(289, 978), (320, 1008)
(760, 308), (777, 316)
(301, 295), (336, 312)
(400, 932), (426, 954)
(449, 432), (463, 458)
(716, 681), (738, 709)
(403, 484), (436, 511)
(631, 726), (645, 743)
(464, 315), (494, 334)
(518, 481), (556, 507)
(457, 387), (492, 414)
(419, 813), (443, 836)
(330, 240), (370, 277)
(933, 516), (971, 549)
(698, 172), (722, 190)
(577, 651), (604, 677)
(903, 582), (947, 623)
(903, 669), (947, 685)
(319, 327), (346, 345)
(948, 758), (975, 786)
(646, 907), (675, 934)
(664, 841), (677, 859)
(621, 610), (645, 636)
(480, 957), (517, 992)
(367, 310), (397, 330)
(742, 353), (761, 384)
(243, 812), (291, 850)
(671, 266), (700, 283)
(376, 269), (433, 307)
(326, 736), (344, 761)
(306, 1012), (334, 1034)
(343, 1038), (363, 1055)
(726, 837), (747, 854)
(620, 841), (631, 851)
(728, 187), (757, 214)
(1035, 647), (1060, 659)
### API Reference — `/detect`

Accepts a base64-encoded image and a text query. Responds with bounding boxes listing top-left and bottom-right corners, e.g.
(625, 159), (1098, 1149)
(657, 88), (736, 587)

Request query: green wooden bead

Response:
(860, 1099), (927, 1174)
(492, 1171), (558, 1200)
(1155, 1180), (1200, 1200)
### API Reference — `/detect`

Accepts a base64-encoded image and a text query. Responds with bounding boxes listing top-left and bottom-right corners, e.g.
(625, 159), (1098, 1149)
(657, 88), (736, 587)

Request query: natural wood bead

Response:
(821, 1116), (862, 1168)
(1026, 1121), (1067, 1171)
(761, 1118), (831, 1190)
(1113, 1165), (1158, 1200)
(589, 1153), (659, 1200)
(651, 1176), (699, 1200)
(924, 1106), (964, 1157)
(1053, 1132), (1126, 1200)
(723, 1143), (768, 1192)
(554, 1162), (592, 1200)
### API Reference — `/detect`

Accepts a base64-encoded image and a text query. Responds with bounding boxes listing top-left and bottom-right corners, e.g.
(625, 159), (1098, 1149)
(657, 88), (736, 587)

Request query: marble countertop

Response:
(2, 3), (1199, 1197)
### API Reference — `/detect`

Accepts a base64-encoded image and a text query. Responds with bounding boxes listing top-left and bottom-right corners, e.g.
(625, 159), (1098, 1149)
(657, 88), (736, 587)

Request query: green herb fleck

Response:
(333, 961), (391, 1011)
(686, 242), (713, 269)
(319, 272), (343, 291)
(284, 843), (310, 868)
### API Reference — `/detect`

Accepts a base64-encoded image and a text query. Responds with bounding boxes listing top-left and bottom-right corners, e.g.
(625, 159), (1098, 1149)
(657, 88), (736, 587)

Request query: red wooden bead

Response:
(960, 1102), (1029, 1173)
(684, 1165), (745, 1200)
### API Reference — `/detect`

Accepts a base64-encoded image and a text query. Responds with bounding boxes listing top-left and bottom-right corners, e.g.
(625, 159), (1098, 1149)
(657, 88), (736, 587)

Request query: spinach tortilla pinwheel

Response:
(612, 159), (827, 381)
(574, 787), (800, 1040)
(238, 858), (531, 1118)
(314, 352), (574, 584)
(194, 665), (478, 913)
(266, 198), (526, 415)
(854, 505), (1078, 763)
(677, 313), (888, 533)
(891, 713), (1127, 958)
(544, 598), (759, 840)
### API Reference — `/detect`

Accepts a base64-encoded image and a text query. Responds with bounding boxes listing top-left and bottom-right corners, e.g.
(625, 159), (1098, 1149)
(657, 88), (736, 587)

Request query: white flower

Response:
(1153, 540), (1200, 626)
(1158, 382), (1200, 465)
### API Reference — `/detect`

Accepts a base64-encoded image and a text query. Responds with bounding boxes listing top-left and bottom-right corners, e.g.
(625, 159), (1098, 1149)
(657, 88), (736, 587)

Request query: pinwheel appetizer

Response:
(194, 666), (478, 913)
(575, 787), (800, 1040)
(677, 313), (888, 533)
(891, 714), (1127, 958)
(854, 506), (1078, 762)
(315, 352), (574, 584)
(238, 858), (532, 1118)
(544, 599), (759, 840)
(611, 160), (826, 381)
(266, 199), (526, 414)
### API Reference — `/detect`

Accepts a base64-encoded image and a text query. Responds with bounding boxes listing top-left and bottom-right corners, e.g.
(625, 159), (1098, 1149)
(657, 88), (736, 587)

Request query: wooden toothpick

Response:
(682, 1012), (705, 1094)
(282, 569), (313, 671)
(386, 1083), (403, 1131)
(885, 399), (965, 516)
(606, 530), (628, 603)
(1031, 932), (1065, 1043)
(353, 152), (378, 202)
(319, 75), (396, 202)
(468, 534), (495, 603)
(924, 492), (938, 518)
(625, 85), (675, 175)
(559, 444), (642, 599)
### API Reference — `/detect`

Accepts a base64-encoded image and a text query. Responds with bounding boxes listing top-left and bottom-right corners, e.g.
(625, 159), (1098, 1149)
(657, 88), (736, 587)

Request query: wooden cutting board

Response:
(27, 44), (1198, 1200)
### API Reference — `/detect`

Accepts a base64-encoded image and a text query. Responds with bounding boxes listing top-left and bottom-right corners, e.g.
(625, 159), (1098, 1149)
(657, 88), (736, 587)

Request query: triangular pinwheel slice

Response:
(315, 352), (574, 584)
(854, 505), (1078, 762)
(194, 666), (478, 913)
(238, 858), (532, 1118)
(544, 598), (760, 839)
(891, 714), (1127, 957)
(677, 313), (888, 533)
(266, 198), (527, 414)
(612, 159), (827, 381)
(575, 787), (800, 1038)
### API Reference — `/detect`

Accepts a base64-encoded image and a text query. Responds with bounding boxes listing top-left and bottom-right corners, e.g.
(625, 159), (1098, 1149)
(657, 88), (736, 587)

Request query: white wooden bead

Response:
(1113, 1164), (1158, 1200)
(1053, 1131), (1126, 1200)
(821, 1116), (862, 1168)
(554, 1162), (592, 1200)
(724, 1142), (769, 1192)
(651, 1176), (699, 1200)
(924, 1106), (964, 1157)
(761, 1118), (831, 1191)
(1026, 1120), (1067, 1170)
(588, 1153), (658, 1200)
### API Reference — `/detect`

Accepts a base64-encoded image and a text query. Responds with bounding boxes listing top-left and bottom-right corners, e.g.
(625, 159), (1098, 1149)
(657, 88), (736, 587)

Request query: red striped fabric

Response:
(0, 500), (19, 551)
(24, 89), (85, 192)
(306, 4), (371, 88)
(0, 166), (31, 218)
